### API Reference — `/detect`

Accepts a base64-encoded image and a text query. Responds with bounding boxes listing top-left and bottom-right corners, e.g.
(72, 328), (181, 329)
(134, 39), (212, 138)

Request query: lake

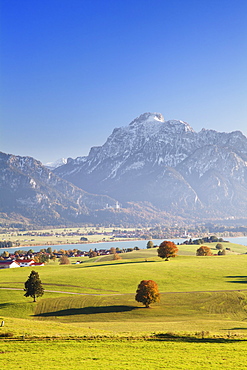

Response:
(1, 236), (247, 254)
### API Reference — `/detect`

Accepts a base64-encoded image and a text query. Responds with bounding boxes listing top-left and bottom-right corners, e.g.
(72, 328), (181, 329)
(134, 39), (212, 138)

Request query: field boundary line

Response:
(1, 287), (247, 296)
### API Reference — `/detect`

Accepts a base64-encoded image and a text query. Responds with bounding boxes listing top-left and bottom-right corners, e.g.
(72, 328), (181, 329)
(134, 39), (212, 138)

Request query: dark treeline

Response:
(181, 236), (228, 245)
(0, 241), (13, 248)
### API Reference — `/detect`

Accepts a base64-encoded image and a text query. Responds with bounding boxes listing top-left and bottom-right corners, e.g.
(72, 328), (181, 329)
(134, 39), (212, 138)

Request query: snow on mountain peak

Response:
(129, 112), (165, 126)
(166, 120), (195, 133)
(129, 113), (194, 134)
(45, 158), (68, 169)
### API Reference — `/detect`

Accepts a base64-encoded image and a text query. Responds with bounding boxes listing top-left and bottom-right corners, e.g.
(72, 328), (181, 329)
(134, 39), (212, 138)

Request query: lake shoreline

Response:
(1, 236), (247, 254)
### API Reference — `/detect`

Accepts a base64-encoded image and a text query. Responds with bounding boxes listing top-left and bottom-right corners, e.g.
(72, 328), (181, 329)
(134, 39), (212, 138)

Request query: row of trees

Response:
(0, 241), (13, 248)
(182, 236), (226, 245)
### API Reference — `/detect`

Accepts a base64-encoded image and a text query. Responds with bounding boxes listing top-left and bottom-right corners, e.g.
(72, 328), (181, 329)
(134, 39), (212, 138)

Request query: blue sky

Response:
(1, 0), (247, 164)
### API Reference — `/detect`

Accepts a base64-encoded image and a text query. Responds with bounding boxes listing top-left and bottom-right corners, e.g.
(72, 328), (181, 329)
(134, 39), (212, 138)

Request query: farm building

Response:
(15, 259), (35, 267)
(0, 260), (20, 269)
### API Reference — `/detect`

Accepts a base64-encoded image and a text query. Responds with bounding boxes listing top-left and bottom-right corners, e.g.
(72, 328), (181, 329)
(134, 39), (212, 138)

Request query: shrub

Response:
(196, 246), (212, 256)
(59, 255), (70, 264)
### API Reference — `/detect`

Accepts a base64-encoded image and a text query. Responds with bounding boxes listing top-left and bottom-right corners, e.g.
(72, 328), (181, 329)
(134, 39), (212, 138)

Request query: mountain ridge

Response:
(54, 112), (247, 220)
(2, 112), (247, 226)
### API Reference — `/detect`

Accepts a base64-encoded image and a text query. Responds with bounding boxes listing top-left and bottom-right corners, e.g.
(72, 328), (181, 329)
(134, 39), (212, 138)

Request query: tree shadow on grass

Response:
(79, 260), (157, 269)
(0, 303), (10, 309)
(149, 333), (247, 343)
(225, 276), (247, 284)
(34, 305), (138, 317)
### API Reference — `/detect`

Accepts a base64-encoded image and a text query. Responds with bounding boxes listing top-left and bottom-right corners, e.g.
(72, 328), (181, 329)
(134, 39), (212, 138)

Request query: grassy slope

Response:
(0, 245), (247, 335)
(1, 247), (247, 294)
(1, 245), (247, 369)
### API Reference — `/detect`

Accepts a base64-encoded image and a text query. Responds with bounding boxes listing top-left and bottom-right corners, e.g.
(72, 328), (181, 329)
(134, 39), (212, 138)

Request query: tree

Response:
(59, 255), (70, 264)
(2, 251), (9, 258)
(24, 270), (44, 302)
(113, 253), (122, 260)
(157, 241), (178, 261)
(89, 250), (97, 258)
(80, 237), (88, 241)
(215, 243), (223, 250)
(209, 235), (218, 243)
(196, 246), (212, 256)
(35, 253), (49, 264)
(147, 240), (154, 249)
(110, 247), (116, 254)
(218, 249), (226, 256)
(135, 280), (160, 308)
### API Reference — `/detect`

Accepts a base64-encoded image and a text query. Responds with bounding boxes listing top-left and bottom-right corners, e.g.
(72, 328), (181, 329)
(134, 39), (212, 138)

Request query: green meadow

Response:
(0, 226), (139, 246)
(1, 242), (247, 369)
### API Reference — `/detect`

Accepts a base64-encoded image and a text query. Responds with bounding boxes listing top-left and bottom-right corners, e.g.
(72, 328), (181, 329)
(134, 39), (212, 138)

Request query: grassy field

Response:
(1, 245), (247, 369)
(0, 226), (140, 246)
(1, 337), (247, 370)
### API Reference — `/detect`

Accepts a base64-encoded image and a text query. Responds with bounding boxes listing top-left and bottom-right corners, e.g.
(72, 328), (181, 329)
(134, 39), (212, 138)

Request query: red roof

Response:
(15, 259), (35, 263)
(0, 260), (20, 266)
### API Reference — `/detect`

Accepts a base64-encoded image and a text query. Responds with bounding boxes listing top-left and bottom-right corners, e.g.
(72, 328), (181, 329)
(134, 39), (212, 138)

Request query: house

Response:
(15, 259), (35, 267)
(0, 260), (20, 269)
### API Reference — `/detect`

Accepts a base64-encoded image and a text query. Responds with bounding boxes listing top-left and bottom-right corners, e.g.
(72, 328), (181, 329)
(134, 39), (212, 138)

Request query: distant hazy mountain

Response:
(55, 112), (247, 220)
(0, 152), (119, 226)
(45, 158), (67, 170)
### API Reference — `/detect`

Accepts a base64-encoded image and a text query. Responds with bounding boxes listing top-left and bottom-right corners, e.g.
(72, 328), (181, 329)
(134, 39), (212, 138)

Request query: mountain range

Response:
(1, 112), (247, 226)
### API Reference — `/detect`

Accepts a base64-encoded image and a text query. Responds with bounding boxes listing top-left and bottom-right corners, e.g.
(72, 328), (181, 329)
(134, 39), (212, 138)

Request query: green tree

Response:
(135, 280), (160, 308)
(24, 270), (44, 302)
(215, 243), (223, 250)
(157, 241), (178, 261)
(209, 236), (218, 242)
(147, 240), (154, 249)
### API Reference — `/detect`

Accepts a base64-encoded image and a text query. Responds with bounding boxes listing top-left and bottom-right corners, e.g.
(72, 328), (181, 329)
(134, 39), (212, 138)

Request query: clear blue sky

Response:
(1, 0), (246, 164)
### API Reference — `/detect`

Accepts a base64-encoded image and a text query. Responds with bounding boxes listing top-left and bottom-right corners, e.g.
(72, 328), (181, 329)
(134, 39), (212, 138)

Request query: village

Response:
(0, 243), (141, 269)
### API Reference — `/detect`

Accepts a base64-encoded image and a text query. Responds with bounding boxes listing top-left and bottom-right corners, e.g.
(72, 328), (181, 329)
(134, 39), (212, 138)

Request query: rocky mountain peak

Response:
(54, 112), (247, 221)
(166, 120), (195, 133)
(129, 112), (165, 126)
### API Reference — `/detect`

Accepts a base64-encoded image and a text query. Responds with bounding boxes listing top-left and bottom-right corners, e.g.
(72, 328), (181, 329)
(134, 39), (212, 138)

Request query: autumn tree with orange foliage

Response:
(157, 241), (179, 261)
(135, 280), (160, 308)
(196, 246), (212, 256)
